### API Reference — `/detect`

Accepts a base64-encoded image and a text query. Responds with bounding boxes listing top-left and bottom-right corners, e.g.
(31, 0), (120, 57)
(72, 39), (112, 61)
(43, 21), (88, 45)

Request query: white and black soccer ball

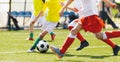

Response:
(37, 40), (49, 53)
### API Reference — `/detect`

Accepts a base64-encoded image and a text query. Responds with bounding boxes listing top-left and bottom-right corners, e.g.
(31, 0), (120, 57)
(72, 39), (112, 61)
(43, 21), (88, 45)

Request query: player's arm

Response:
(60, 0), (74, 16)
(59, 0), (78, 12)
(67, 7), (79, 12)
(102, 0), (117, 8)
(60, 0), (64, 6)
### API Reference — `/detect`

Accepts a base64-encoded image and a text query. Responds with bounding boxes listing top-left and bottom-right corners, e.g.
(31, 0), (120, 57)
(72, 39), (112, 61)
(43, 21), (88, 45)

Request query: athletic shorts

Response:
(30, 15), (46, 25)
(75, 15), (105, 33)
(41, 21), (58, 33)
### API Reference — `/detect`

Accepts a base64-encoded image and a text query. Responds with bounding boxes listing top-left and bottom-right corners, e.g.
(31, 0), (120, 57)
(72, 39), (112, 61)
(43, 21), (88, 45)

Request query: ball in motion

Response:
(37, 40), (49, 53)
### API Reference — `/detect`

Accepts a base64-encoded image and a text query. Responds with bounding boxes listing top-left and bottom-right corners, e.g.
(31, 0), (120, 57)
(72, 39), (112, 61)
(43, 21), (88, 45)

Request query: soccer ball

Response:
(37, 40), (49, 53)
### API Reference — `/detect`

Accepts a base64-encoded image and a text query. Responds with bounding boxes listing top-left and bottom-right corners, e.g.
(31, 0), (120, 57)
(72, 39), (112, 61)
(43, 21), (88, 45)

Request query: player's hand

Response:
(59, 10), (64, 17)
(110, 3), (117, 8)
(60, 2), (64, 6)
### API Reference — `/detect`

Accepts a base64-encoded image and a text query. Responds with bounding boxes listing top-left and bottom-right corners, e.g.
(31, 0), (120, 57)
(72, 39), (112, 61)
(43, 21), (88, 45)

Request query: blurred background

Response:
(0, 0), (33, 28)
(0, 0), (120, 30)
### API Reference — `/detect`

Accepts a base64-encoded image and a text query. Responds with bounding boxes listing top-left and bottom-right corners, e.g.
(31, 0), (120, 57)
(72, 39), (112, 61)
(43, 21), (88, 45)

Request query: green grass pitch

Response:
(0, 29), (120, 62)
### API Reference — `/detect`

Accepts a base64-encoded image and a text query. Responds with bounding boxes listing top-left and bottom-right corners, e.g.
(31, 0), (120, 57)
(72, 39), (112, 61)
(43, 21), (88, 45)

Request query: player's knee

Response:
(30, 22), (34, 26)
(95, 33), (103, 40)
(39, 31), (48, 39)
(30, 23), (33, 26)
(31, 21), (36, 24)
(39, 34), (44, 39)
(71, 29), (77, 35)
(96, 36), (102, 40)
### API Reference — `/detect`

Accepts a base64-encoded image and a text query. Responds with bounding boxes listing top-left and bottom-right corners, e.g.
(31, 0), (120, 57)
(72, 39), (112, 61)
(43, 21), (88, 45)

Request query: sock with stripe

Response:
(68, 26), (85, 42)
(60, 37), (75, 54)
(105, 31), (120, 39)
(60, 33), (76, 54)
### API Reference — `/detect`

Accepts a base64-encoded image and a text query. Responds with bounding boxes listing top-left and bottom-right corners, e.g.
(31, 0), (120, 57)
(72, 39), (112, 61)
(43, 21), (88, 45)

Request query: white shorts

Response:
(68, 21), (77, 27)
(41, 21), (58, 33)
(30, 15), (46, 25)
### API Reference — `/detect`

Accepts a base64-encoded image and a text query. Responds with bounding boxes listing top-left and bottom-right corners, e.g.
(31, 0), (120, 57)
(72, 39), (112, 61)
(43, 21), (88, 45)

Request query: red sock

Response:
(102, 39), (116, 48)
(60, 37), (75, 54)
(77, 32), (85, 42)
(105, 31), (120, 39)
(68, 26), (85, 42)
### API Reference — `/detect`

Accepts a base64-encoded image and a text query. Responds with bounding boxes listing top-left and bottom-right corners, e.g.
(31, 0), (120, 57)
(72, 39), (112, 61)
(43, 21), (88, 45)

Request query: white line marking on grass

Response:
(0, 51), (26, 54)
(86, 46), (108, 48)
(0, 46), (109, 54)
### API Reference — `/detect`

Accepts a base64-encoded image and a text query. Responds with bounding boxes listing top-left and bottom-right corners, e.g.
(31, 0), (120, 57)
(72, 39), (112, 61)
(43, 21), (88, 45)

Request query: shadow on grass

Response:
(27, 50), (120, 58)
(27, 51), (54, 54)
(56, 53), (120, 62)
(46, 40), (54, 42)
(65, 53), (120, 59)
(57, 60), (84, 62)
(76, 55), (111, 59)
(28, 51), (120, 62)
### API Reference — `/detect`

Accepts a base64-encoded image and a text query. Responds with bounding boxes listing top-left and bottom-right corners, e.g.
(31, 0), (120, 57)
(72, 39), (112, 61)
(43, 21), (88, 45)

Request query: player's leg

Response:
(28, 30), (48, 52)
(104, 30), (120, 39)
(26, 15), (37, 41)
(49, 22), (57, 40)
(28, 21), (57, 52)
(38, 16), (56, 40)
(68, 20), (89, 50)
(50, 23), (82, 58)
(50, 32), (56, 40)
(107, 17), (119, 29)
(103, 31), (120, 55)
(92, 15), (120, 55)
(95, 32), (120, 55)
(43, 21), (57, 41)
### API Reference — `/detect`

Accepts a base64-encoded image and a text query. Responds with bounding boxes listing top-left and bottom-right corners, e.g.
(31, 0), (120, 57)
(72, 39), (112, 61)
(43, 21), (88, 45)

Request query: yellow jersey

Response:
(42, 0), (64, 22)
(33, 0), (45, 16)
